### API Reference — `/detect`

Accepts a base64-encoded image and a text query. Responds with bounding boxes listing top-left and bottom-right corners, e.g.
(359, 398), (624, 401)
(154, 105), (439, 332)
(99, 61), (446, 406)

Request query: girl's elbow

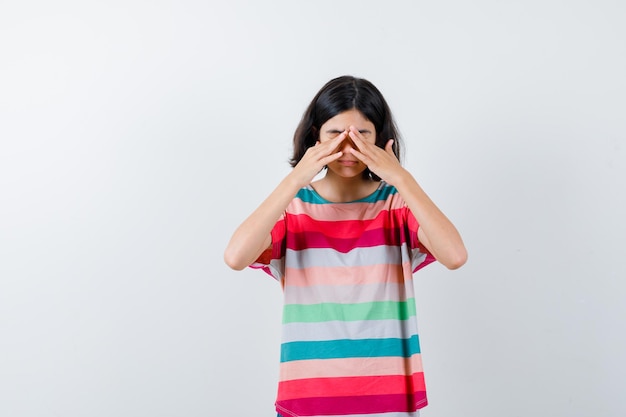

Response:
(442, 247), (468, 270)
(223, 249), (247, 271)
(446, 248), (467, 270)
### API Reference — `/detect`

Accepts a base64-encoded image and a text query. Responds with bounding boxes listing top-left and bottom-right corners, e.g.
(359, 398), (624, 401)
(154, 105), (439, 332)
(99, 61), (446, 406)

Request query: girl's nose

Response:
(341, 136), (355, 150)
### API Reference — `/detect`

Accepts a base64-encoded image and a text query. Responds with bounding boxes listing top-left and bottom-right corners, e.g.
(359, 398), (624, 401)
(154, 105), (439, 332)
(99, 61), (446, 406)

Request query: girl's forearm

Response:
(223, 174), (302, 270)
(394, 170), (467, 269)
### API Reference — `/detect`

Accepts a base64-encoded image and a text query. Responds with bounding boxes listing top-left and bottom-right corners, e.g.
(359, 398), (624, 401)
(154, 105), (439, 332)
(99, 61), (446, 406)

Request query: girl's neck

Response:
(312, 172), (380, 203)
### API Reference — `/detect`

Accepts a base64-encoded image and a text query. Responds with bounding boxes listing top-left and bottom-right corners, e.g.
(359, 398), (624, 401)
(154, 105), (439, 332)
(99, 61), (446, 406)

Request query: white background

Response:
(1, 1), (625, 416)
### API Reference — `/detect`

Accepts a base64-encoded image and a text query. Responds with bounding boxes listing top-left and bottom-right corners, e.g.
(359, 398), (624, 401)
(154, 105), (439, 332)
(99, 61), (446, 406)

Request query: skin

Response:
(311, 109), (380, 202)
(224, 109), (467, 271)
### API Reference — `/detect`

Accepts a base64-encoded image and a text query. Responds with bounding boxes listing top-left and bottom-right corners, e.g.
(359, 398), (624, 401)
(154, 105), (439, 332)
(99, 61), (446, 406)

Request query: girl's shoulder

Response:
(294, 184), (327, 204)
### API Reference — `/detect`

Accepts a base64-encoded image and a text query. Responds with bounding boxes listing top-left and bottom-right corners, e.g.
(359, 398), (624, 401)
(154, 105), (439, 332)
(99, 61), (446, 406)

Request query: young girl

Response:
(224, 75), (467, 417)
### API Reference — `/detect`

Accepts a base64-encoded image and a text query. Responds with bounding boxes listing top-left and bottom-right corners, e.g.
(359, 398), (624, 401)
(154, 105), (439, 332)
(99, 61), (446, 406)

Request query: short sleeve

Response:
(404, 203), (437, 273)
(249, 214), (287, 281)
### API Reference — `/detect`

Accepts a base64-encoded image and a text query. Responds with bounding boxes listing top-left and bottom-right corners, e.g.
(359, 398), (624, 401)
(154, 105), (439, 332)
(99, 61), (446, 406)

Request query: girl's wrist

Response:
(388, 167), (412, 188)
(284, 170), (309, 191)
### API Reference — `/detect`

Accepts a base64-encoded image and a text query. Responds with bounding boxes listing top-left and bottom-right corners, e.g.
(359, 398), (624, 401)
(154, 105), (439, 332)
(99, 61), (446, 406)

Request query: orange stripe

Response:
(279, 355), (424, 381)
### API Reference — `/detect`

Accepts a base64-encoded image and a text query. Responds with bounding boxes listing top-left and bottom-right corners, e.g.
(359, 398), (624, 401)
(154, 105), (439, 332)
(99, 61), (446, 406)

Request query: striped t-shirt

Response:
(251, 181), (436, 417)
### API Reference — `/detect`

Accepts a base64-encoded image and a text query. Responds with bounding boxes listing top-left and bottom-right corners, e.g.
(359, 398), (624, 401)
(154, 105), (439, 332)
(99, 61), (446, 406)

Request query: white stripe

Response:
(281, 318), (419, 343)
(411, 248), (430, 271)
(283, 281), (410, 305)
(285, 245), (410, 269)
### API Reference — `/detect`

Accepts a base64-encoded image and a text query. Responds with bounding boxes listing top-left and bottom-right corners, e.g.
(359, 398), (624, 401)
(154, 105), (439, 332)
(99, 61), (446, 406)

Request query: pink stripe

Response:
(279, 355), (424, 381)
(276, 392), (428, 416)
(289, 195), (407, 221)
(283, 262), (414, 287)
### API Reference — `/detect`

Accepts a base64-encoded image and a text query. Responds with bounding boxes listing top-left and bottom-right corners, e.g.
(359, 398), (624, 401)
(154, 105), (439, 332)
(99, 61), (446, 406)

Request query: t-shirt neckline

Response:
(306, 181), (386, 204)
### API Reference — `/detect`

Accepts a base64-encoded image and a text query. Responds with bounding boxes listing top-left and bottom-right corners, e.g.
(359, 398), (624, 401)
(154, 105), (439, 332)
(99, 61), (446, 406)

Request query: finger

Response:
(347, 127), (369, 151)
(348, 147), (370, 164)
(311, 132), (346, 155)
(328, 130), (349, 153)
(385, 139), (395, 155)
(322, 130), (348, 147)
(335, 130), (349, 143)
(321, 150), (343, 165)
(348, 125), (367, 141)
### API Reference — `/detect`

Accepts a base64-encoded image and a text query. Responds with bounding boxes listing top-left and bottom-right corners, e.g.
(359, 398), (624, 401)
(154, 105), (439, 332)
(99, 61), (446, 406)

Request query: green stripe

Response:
(282, 299), (416, 324)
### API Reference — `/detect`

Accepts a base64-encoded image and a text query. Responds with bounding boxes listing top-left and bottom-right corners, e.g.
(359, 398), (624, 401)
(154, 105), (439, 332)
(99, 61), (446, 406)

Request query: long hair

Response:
(290, 75), (403, 180)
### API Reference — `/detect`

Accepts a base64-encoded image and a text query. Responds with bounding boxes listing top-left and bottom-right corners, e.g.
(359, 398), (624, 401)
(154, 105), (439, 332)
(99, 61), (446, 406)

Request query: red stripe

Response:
(407, 211), (421, 249)
(277, 374), (425, 401)
(286, 226), (411, 252)
(415, 252), (437, 272)
(287, 208), (412, 238)
(276, 391), (428, 416)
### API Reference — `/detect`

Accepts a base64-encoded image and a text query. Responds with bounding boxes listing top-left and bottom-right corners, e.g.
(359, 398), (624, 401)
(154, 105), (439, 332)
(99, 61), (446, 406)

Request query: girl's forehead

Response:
(322, 109), (373, 128)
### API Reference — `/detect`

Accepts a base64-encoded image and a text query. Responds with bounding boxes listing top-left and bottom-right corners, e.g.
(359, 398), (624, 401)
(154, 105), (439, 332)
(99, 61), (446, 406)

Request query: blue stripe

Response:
(296, 182), (397, 204)
(280, 335), (421, 362)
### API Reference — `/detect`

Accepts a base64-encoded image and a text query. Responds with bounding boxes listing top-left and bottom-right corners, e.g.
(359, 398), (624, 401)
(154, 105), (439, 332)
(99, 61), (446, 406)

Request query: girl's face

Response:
(318, 109), (377, 179)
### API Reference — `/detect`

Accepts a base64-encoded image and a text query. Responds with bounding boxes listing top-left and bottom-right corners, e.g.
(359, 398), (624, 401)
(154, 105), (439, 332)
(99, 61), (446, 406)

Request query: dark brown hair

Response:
(290, 75), (403, 180)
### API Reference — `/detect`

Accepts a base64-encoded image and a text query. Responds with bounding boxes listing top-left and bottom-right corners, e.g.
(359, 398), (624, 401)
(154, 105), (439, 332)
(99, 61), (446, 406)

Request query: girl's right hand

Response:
(289, 131), (347, 187)
(224, 131), (348, 271)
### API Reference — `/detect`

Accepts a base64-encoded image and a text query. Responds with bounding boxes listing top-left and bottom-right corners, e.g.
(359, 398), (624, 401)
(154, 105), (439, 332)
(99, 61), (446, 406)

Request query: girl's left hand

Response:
(347, 126), (405, 185)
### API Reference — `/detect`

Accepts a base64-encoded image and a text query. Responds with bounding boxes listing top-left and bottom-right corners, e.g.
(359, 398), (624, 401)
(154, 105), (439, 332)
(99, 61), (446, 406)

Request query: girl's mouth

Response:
(338, 160), (358, 166)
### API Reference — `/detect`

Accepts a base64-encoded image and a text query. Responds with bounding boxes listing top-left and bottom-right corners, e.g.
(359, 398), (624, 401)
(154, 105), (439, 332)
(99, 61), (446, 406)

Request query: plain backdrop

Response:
(1, 1), (625, 416)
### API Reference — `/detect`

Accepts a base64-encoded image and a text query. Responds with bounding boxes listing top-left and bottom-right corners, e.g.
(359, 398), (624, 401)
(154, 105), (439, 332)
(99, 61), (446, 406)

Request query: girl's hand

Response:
(289, 131), (347, 187)
(347, 126), (405, 185)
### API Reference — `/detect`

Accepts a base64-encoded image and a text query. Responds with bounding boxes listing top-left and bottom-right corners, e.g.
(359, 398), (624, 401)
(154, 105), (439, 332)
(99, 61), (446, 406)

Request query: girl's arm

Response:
(393, 171), (467, 270)
(223, 175), (302, 271)
(223, 133), (348, 270)
(347, 127), (467, 270)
